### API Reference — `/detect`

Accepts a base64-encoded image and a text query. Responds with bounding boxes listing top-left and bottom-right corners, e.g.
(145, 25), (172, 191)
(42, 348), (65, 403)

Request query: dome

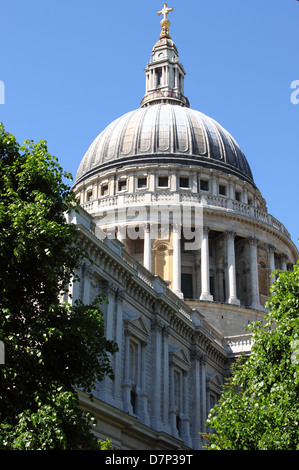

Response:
(75, 104), (254, 185)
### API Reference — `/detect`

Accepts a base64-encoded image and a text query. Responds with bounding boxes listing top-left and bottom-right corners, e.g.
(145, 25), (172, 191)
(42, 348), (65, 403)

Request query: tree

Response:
(0, 123), (118, 449)
(204, 259), (299, 450)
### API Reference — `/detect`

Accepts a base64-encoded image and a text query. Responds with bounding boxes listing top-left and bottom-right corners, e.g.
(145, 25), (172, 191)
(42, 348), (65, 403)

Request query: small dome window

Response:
(200, 179), (209, 191)
(138, 177), (147, 189)
(158, 176), (169, 187)
(118, 180), (127, 192)
(235, 191), (241, 201)
(179, 177), (189, 188)
(219, 184), (226, 196)
(101, 184), (109, 196)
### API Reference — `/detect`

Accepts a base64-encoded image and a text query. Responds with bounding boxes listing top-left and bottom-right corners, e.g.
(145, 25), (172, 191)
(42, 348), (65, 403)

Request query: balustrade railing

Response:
(224, 334), (253, 355)
(140, 90), (190, 108)
(81, 190), (291, 239)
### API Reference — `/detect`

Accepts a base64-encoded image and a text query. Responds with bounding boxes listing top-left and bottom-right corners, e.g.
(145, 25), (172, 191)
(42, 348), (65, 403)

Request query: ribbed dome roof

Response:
(75, 104), (254, 184)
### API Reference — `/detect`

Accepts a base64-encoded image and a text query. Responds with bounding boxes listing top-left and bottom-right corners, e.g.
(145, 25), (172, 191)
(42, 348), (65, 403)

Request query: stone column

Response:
(172, 223), (183, 298)
(200, 354), (207, 439)
(151, 317), (163, 430)
(200, 226), (213, 301)
(249, 236), (260, 309)
(105, 284), (116, 341)
(195, 256), (201, 299)
(82, 264), (93, 305)
(112, 289), (125, 408)
(96, 281), (116, 403)
(280, 253), (288, 271)
(168, 355), (177, 437)
(68, 264), (82, 304)
(122, 322), (132, 413)
(174, 68), (178, 90)
(138, 340), (150, 426)
(191, 347), (204, 450)
(182, 371), (192, 447)
(143, 223), (152, 271)
(162, 325), (171, 434)
(226, 231), (240, 305)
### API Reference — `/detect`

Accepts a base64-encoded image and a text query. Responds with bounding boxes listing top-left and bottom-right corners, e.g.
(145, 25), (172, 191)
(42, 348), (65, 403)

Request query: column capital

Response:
(99, 279), (117, 296)
(203, 225), (210, 235)
(84, 263), (94, 279)
(116, 288), (126, 301)
(162, 324), (171, 337)
(225, 229), (236, 240)
(268, 244), (276, 254)
(248, 235), (259, 246)
(151, 316), (165, 332)
(191, 347), (206, 364)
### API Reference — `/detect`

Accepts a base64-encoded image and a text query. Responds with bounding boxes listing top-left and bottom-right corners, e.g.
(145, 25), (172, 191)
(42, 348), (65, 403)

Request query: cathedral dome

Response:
(73, 3), (298, 310)
(75, 104), (254, 185)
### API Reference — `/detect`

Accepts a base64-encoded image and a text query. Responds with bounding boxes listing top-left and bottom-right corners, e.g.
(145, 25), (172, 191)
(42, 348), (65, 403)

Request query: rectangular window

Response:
(219, 184), (226, 196)
(118, 180), (127, 191)
(138, 177), (147, 189)
(158, 176), (168, 187)
(87, 190), (93, 201)
(101, 184), (109, 196)
(200, 179), (209, 191)
(235, 191), (241, 201)
(179, 177), (189, 188)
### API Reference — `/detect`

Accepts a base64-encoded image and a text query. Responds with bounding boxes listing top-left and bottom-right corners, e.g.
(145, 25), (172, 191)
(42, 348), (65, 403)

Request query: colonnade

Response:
(120, 223), (288, 309)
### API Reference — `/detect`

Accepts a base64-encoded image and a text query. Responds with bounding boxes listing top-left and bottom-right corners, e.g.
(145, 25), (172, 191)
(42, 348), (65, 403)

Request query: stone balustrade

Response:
(80, 191), (291, 239)
(223, 334), (253, 356)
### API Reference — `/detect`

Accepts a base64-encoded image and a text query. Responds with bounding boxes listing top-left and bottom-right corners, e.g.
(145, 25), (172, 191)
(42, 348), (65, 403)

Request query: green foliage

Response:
(99, 439), (114, 450)
(0, 123), (118, 449)
(204, 260), (299, 450)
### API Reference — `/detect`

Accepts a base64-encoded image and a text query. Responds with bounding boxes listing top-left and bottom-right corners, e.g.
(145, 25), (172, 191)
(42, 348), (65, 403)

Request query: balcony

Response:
(81, 191), (291, 240)
(140, 90), (190, 108)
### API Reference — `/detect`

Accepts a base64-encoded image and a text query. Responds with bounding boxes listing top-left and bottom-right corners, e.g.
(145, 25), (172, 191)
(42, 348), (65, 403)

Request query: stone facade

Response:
(74, 163), (297, 315)
(70, 9), (298, 450)
(66, 208), (247, 450)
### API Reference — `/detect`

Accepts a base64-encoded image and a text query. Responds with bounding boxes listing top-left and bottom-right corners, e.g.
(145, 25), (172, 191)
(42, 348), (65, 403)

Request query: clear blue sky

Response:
(1, 0), (298, 249)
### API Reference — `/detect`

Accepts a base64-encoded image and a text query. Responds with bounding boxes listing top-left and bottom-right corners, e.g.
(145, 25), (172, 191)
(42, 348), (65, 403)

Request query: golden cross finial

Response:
(157, 3), (173, 21)
(157, 3), (173, 39)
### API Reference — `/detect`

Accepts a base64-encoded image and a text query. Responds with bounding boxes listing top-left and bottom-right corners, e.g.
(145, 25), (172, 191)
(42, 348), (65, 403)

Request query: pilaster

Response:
(150, 317), (164, 430)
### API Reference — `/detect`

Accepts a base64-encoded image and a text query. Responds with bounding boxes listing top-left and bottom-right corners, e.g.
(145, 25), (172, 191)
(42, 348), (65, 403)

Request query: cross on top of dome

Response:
(157, 3), (173, 39)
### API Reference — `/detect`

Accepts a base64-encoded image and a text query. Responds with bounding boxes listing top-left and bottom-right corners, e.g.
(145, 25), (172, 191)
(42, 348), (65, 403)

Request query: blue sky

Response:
(1, 0), (298, 249)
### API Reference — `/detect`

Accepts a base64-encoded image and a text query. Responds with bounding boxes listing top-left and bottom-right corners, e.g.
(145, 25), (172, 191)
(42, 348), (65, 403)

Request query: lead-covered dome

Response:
(75, 104), (254, 185)
(75, 12), (254, 187)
